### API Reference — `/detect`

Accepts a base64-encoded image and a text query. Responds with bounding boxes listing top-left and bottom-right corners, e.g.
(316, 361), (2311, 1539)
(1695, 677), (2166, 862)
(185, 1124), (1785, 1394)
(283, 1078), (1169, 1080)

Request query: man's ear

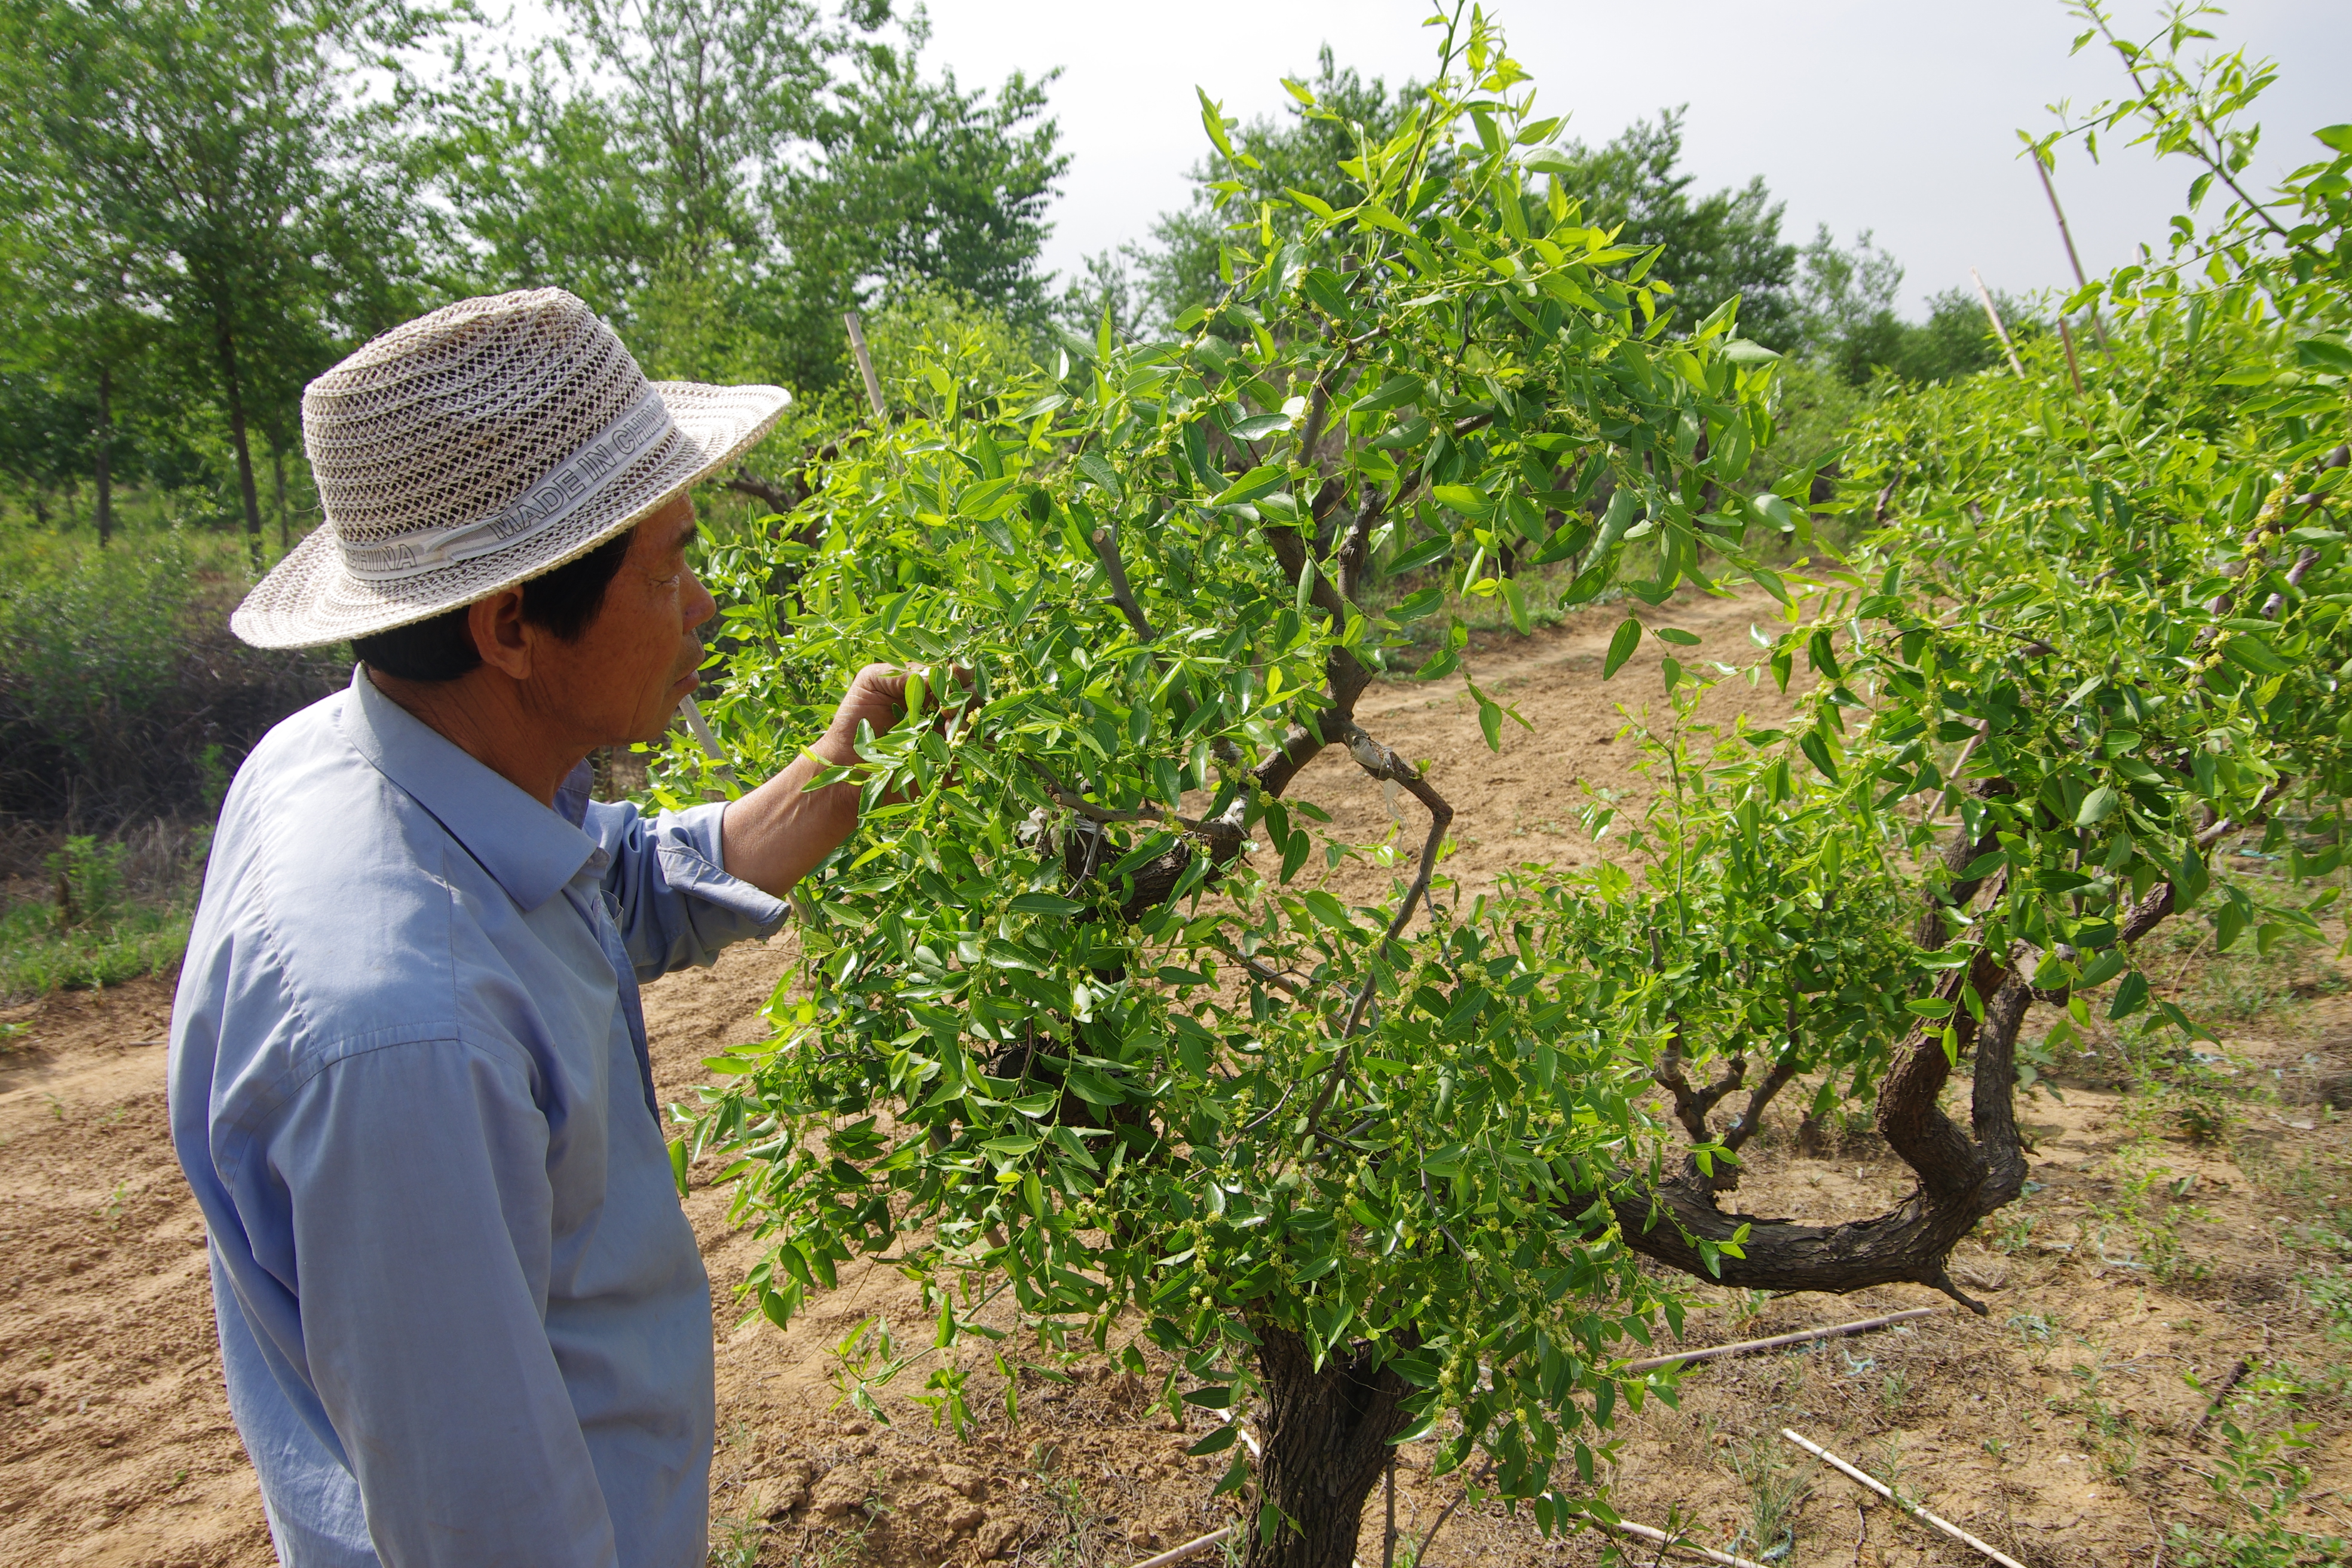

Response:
(467, 588), (534, 679)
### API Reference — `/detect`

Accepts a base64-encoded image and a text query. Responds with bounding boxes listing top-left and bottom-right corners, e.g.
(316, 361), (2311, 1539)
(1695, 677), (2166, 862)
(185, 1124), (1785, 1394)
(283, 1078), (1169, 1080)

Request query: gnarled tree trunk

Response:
(1245, 1328), (1416, 1568)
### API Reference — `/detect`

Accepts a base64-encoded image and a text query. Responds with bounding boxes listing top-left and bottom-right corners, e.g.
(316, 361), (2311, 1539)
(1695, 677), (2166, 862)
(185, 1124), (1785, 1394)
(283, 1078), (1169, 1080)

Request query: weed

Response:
(2299, 1267), (2352, 1342)
(1, 823), (211, 1001)
(1725, 1429), (1809, 1563)
(1030, 1469), (1112, 1568)
(2008, 1312), (2055, 1346)
(706, 1508), (765, 1568)
(1878, 1368), (1912, 1415)
(2091, 1138), (2212, 1282)
(2165, 1414), (2345, 1567)
(97, 1181), (125, 1227)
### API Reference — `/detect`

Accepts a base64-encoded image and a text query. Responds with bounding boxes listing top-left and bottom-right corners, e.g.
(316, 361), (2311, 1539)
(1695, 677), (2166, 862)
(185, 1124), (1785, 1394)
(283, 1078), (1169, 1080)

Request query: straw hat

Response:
(231, 289), (792, 649)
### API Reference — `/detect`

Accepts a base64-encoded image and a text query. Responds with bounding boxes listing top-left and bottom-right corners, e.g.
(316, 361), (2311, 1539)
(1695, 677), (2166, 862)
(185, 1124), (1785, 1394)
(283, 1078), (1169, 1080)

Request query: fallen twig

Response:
(1623, 1306), (1949, 1373)
(1127, 1524), (1235, 1568)
(2189, 1356), (2252, 1434)
(1781, 1428), (2026, 1568)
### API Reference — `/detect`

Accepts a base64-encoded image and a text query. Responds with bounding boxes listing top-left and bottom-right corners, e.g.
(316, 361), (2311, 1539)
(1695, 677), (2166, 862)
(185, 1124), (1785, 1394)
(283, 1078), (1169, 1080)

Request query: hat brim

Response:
(230, 380), (794, 650)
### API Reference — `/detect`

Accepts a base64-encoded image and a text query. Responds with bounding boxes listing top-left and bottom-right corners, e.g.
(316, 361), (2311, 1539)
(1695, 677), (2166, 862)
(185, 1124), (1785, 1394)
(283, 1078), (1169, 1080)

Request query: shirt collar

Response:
(341, 666), (601, 911)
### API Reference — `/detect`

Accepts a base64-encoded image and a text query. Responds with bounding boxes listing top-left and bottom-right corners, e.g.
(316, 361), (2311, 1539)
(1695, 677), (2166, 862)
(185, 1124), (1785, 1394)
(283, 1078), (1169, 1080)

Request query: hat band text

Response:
(338, 388), (677, 582)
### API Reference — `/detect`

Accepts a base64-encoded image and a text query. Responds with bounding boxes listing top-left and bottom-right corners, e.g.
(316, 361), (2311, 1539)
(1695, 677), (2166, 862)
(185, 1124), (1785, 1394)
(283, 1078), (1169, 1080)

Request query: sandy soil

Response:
(3, 596), (2347, 1568)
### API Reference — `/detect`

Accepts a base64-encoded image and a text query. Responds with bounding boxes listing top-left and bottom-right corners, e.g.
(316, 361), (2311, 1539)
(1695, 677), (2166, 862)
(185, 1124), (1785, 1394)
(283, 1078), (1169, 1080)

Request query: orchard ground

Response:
(2, 595), (2347, 1568)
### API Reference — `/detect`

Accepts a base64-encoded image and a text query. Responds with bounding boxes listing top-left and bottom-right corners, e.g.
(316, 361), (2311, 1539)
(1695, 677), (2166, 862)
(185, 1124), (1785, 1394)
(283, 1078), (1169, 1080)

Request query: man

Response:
(170, 288), (908, 1566)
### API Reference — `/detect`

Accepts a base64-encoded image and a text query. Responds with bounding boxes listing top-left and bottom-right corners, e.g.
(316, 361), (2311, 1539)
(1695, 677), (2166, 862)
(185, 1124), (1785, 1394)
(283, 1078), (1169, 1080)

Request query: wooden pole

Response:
(1622, 1306), (1949, 1373)
(843, 311), (887, 421)
(2034, 157), (2111, 357)
(1594, 1517), (1774, 1568)
(1970, 268), (2028, 379)
(1781, 1428), (2029, 1568)
(1127, 1526), (1235, 1568)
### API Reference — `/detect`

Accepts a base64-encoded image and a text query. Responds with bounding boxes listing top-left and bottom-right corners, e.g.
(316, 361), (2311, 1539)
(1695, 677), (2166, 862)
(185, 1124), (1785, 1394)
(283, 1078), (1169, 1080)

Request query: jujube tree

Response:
(660, 6), (2352, 1563)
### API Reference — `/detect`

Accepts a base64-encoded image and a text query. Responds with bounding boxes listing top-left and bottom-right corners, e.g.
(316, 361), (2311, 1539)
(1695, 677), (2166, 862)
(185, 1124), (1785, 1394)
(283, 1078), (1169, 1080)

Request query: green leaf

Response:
(2316, 124), (2352, 154)
(1300, 890), (1356, 932)
(2076, 786), (2120, 827)
(1652, 626), (1701, 646)
(1196, 88), (1236, 158)
(1432, 483), (1492, 518)
(1799, 731), (1841, 783)
(1353, 374), (1425, 413)
(2108, 972), (2150, 1021)
(1010, 892), (1088, 917)
(1391, 586), (1445, 621)
(1471, 682), (1502, 752)
(1227, 413), (1291, 441)
(2221, 633), (2289, 676)
(1187, 1425), (1238, 1456)
(1212, 466), (1287, 507)
(1501, 576), (1532, 635)
(1384, 534), (1454, 577)
(1602, 618), (1643, 678)
(1077, 452), (1122, 497)
(2296, 336), (2352, 376)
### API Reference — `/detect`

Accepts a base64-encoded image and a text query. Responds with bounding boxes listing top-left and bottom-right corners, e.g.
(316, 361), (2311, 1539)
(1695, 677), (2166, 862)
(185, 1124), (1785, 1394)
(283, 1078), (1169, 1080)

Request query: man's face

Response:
(539, 495), (716, 748)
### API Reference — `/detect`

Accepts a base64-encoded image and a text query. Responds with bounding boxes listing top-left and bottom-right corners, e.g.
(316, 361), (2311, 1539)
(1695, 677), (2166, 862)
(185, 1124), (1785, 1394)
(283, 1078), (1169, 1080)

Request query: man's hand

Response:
(822, 663), (924, 755)
(717, 664), (964, 898)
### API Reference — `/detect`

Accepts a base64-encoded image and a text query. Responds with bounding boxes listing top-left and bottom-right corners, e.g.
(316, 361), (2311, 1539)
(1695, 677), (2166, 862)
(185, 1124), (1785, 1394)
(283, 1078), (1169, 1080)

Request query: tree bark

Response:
(212, 312), (264, 568)
(93, 362), (113, 548)
(1246, 1328), (1417, 1568)
(271, 439), (291, 553)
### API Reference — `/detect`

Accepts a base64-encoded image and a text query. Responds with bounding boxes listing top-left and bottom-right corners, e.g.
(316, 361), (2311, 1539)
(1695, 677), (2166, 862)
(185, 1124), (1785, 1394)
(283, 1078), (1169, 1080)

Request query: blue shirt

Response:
(169, 669), (786, 1568)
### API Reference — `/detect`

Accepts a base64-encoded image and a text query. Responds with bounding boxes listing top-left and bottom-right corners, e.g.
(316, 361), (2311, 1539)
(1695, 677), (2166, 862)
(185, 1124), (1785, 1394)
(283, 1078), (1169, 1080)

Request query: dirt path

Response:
(3, 598), (2347, 1567)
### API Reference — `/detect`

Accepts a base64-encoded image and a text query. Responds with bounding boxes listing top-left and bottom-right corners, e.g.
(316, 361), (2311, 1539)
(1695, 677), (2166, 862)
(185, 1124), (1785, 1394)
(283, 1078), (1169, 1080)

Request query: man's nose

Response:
(684, 568), (717, 632)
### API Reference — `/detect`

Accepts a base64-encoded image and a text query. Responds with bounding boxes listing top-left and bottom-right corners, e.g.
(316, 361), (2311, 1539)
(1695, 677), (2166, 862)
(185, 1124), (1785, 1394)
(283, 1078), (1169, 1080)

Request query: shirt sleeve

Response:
(262, 1037), (620, 1568)
(586, 798), (787, 981)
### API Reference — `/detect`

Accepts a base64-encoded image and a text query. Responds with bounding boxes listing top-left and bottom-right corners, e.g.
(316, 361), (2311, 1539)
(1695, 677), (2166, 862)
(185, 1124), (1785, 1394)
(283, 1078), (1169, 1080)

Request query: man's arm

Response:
(267, 1039), (619, 1568)
(717, 663), (918, 896)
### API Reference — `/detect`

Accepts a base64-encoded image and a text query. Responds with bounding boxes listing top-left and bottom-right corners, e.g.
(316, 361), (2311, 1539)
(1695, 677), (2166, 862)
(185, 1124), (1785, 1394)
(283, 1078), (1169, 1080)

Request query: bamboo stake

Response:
(1781, 1428), (2028, 1568)
(1594, 1518), (1773, 1568)
(1622, 1306), (1949, 1373)
(1127, 1525), (1235, 1568)
(2033, 157), (2111, 357)
(1970, 269), (2028, 379)
(843, 311), (887, 421)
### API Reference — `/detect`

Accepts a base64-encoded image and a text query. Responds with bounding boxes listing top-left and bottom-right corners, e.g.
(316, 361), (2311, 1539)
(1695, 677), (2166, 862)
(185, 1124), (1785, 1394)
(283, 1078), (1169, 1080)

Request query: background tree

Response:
(423, 1), (1065, 393)
(1536, 108), (1801, 350)
(0, 0), (427, 564)
(1791, 225), (2035, 386)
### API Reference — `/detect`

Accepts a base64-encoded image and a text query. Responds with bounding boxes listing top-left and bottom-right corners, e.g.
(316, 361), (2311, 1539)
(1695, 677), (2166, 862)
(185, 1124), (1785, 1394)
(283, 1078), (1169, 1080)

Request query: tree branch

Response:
(1091, 525), (1157, 643)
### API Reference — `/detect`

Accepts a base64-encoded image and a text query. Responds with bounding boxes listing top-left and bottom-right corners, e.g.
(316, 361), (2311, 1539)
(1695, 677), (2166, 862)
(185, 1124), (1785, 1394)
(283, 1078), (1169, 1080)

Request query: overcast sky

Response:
(915, 0), (2348, 316)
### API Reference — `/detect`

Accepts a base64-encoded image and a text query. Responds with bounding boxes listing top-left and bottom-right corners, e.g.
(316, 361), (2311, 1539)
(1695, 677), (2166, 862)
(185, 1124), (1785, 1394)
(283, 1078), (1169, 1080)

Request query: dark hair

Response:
(353, 526), (636, 682)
